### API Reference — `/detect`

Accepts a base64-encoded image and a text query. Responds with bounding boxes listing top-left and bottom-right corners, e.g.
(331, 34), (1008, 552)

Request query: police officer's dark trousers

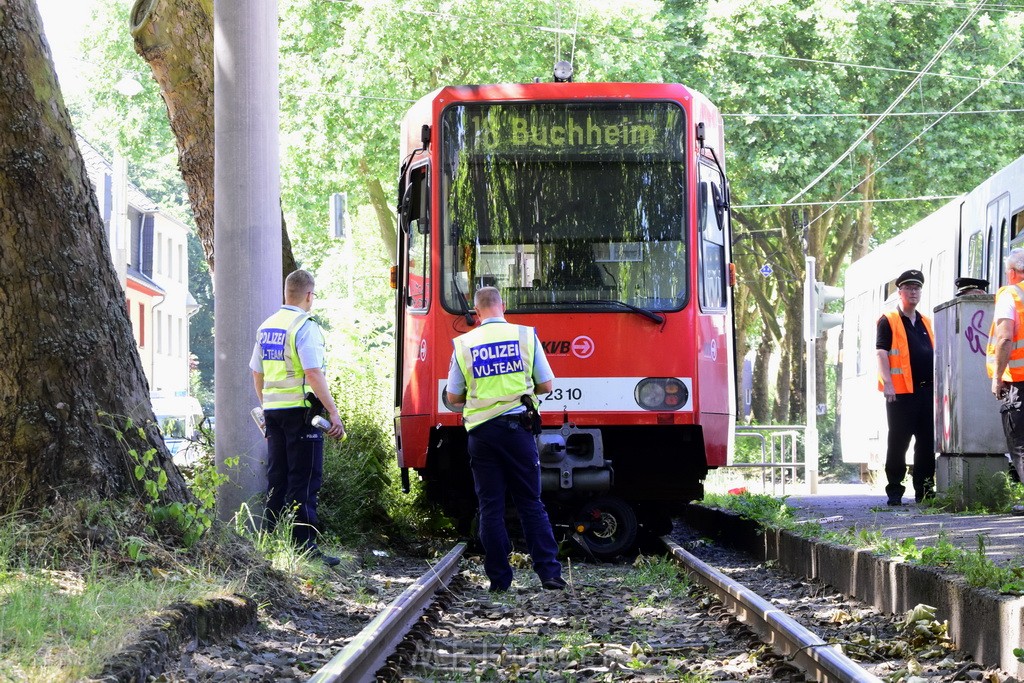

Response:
(1000, 382), (1024, 481)
(265, 407), (324, 548)
(884, 384), (935, 501)
(468, 415), (561, 590)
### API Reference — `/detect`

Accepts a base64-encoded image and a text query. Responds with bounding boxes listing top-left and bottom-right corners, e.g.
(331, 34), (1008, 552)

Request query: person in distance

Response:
(876, 269), (935, 506)
(987, 249), (1024, 485)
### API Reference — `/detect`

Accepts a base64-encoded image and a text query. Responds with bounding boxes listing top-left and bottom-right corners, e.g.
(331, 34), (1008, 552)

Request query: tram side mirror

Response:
(399, 184), (414, 230)
(711, 183), (727, 227)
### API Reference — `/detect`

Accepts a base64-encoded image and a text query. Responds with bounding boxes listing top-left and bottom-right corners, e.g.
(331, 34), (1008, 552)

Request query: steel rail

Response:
(308, 542), (466, 683)
(663, 537), (882, 683)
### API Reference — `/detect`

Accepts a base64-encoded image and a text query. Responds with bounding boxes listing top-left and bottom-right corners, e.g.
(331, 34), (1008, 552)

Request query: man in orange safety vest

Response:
(987, 248), (1024, 483)
(876, 269), (935, 507)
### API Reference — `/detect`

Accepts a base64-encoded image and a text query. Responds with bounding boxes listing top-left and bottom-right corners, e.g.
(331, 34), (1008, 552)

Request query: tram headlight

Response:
(635, 378), (689, 411)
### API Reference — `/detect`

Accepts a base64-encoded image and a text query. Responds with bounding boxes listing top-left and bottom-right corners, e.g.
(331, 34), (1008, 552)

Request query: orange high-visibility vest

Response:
(878, 310), (934, 394)
(986, 285), (1024, 382)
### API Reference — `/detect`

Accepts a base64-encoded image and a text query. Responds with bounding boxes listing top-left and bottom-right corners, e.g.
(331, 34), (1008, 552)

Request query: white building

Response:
(79, 136), (197, 397)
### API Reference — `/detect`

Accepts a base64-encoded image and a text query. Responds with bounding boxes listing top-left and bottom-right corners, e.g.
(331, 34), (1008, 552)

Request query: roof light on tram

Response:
(553, 61), (573, 83)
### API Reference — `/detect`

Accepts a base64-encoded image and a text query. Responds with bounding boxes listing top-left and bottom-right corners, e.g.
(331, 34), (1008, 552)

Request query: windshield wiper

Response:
(576, 299), (665, 324)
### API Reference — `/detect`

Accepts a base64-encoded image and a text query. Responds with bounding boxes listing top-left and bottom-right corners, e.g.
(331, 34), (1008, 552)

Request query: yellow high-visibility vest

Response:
(454, 322), (537, 431)
(257, 308), (312, 409)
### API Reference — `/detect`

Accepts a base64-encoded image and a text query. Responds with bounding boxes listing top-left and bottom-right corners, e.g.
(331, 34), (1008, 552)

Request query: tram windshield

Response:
(440, 101), (687, 314)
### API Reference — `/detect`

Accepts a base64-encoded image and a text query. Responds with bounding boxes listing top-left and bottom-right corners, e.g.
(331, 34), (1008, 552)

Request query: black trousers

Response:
(884, 386), (935, 501)
(1000, 382), (1024, 482)
(264, 407), (324, 547)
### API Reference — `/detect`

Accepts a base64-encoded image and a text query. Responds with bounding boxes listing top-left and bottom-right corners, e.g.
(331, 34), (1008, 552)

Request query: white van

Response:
(151, 394), (206, 467)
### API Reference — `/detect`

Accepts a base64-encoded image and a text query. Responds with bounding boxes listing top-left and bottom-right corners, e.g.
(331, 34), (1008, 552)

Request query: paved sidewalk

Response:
(780, 483), (1024, 567)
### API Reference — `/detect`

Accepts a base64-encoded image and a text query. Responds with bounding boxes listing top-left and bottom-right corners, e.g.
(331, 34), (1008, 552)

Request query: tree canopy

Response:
(57, 0), (1024, 431)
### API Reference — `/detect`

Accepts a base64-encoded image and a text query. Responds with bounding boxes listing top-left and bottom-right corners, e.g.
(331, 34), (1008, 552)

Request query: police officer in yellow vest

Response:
(251, 270), (344, 566)
(446, 287), (565, 592)
(876, 269), (935, 506)
(987, 247), (1024, 482)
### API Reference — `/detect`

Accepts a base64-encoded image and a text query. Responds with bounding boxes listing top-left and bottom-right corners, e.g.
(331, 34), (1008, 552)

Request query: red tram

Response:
(393, 74), (735, 556)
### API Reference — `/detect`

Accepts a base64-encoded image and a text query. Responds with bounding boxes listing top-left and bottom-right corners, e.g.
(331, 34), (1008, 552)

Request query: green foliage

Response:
(102, 414), (227, 549)
(624, 555), (691, 598)
(701, 491), (797, 530)
(711, 492), (1024, 595)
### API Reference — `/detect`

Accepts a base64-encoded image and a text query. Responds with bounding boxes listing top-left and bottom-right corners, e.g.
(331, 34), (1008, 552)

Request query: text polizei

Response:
(471, 340), (525, 379)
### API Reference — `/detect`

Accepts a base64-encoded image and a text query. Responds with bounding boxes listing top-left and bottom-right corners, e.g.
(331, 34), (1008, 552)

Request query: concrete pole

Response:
(804, 256), (819, 494)
(213, 0), (282, 523)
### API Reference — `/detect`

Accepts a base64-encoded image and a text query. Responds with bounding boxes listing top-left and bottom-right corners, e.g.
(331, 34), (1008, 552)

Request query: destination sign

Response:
(446, 103), (684, 158)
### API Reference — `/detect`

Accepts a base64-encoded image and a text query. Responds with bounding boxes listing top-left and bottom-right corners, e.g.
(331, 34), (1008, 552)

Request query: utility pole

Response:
(213, 0), (282, 522)
(804, 256), (820, 494)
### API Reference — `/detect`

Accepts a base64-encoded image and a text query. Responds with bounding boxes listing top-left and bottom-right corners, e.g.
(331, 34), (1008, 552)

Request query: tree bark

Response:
(130, 0), (296, 277)
(0, 0), (190, 510)
(360, 158), (397, 264)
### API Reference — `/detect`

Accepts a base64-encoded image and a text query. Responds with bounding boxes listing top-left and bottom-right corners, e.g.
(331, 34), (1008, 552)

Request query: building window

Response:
(178, 318), (184, 358)
(155, 232), (162, 274)
(167, 237), (173, 276)
(156, 311), (162, 353)
(138, 302), (145, 347)
(178, 244), (184, 282)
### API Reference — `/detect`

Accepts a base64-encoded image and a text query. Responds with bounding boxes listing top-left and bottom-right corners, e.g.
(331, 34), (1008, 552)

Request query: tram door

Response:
(396, 163), (433, 423)
(696, 161), (733, 464)
(986, 194), (1010, 288)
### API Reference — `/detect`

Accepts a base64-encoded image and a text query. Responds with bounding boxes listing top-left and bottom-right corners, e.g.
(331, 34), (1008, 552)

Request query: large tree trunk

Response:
(129, 0), (296, 277)
(0, 0), (189, 510)
(360, 158), (397, 264)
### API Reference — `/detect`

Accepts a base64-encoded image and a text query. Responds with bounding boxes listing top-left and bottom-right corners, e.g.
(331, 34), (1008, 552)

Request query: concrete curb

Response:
(684, 504), (1024, 677)
(86, 594), (257, 682)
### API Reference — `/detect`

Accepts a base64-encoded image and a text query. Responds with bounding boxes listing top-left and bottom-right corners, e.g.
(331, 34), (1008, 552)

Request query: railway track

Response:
(307, 537), (883, 683)
(146, 520), (1005, 681)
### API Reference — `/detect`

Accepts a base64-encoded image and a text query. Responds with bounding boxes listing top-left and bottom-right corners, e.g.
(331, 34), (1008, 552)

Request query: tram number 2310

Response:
(547, 387), (583, 402)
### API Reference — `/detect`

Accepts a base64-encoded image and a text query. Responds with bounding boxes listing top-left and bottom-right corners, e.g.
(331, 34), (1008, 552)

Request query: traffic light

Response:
(812, 280), (844, 339)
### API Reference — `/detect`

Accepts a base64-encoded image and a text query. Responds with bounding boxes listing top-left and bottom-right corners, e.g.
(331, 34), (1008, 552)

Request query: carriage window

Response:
(966, 230), (984, 279)
(439, 101), (687, 313)
(1012, 209), (1024, 245)
(698, 164), (727, 310)
(405, 165), (430, 311)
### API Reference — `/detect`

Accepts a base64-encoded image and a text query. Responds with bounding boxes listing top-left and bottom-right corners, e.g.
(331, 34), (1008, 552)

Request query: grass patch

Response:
(701, 491), (798, 530)
(701, 492), (1024, 595)
(0, 494), (344, 682)
(623, 555), (691, 599)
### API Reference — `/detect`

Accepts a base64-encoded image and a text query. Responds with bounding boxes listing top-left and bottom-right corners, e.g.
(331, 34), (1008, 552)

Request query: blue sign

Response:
(759, 264), (773, 277)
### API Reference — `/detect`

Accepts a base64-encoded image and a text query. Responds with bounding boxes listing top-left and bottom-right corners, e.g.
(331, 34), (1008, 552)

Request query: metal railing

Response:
(731, 425), (806, 495)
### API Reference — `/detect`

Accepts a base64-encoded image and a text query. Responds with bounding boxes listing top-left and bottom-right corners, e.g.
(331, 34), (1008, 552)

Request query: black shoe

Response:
(306, 546), (341, 567)
(541, 576), (567, 590)
(886, 498), (903, 507)
(488, 583), (510, 593)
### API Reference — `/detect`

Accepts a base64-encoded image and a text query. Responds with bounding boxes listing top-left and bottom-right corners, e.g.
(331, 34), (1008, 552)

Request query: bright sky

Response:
(36, 0), (99, 98)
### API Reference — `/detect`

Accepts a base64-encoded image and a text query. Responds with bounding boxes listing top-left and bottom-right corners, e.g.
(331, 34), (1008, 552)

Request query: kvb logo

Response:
(571, 336), (595, 359)
(542, 340), (571, 355)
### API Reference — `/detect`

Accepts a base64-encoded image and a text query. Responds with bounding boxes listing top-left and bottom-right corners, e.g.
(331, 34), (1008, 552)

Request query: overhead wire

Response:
(722, 108), (1024, 118)
(803, 43), (1024, 230)
(734, 196), (958, 209)
(334, 1), (1024, 88)
(785, 0), (990, 205)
